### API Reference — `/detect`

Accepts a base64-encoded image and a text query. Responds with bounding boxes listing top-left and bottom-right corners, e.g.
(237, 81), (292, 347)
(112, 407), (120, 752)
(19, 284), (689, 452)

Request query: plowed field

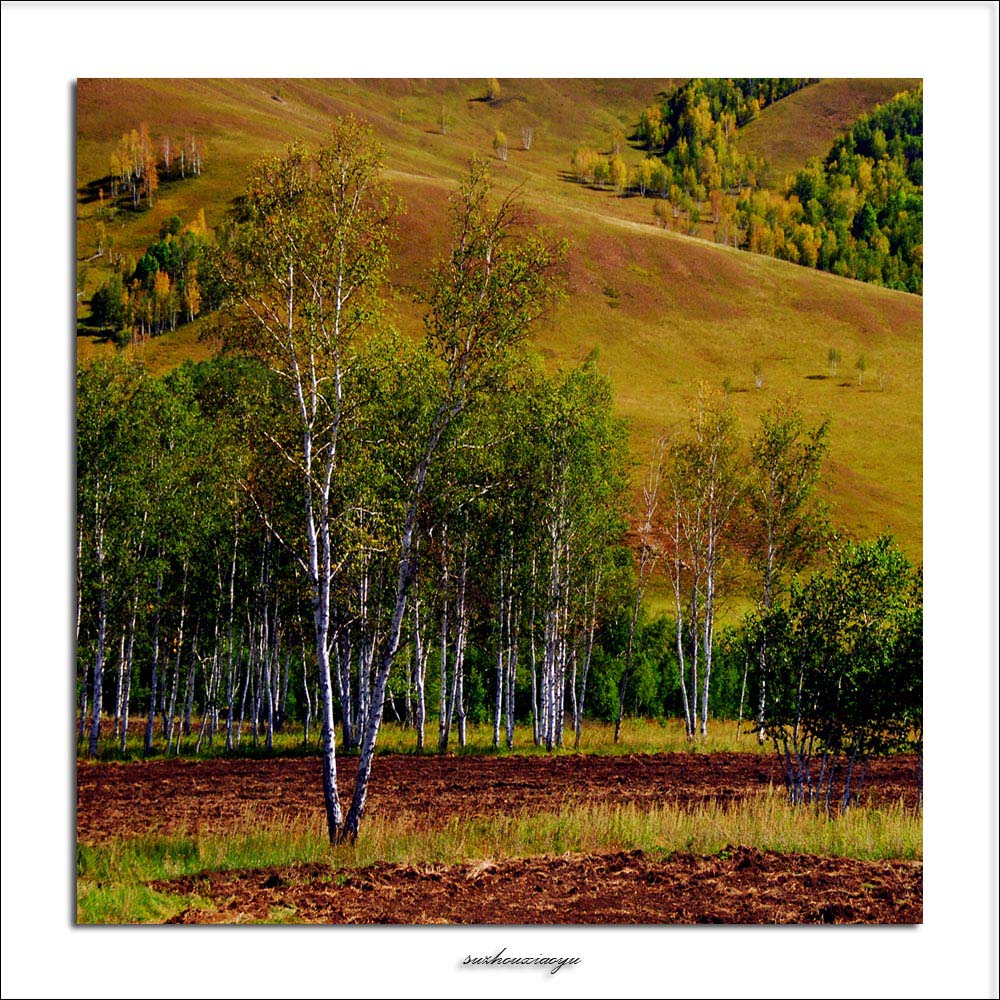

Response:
(78, 752), (921, 924)
(77, 751), (920, 842)
(154, 847), (921, 924)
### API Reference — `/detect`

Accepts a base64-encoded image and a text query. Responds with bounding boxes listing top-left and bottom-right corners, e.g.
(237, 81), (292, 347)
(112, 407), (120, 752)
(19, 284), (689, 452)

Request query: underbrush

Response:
(77, 788), (921, 923)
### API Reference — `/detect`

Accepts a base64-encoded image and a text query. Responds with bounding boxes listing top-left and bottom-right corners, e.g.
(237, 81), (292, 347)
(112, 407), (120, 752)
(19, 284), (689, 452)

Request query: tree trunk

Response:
(88, 529), (107, 758)
(505, 599), (519, 750)
(114, 626), (126, 739)
(164, 565), (188, 745)
(453, 535), (469, 748)
(182, 627), (199, 739)
(437, 526), (451, 752)
(413, 597), (427, 751)
(144, 572), (163, 754)
(575, 575), (599, 750)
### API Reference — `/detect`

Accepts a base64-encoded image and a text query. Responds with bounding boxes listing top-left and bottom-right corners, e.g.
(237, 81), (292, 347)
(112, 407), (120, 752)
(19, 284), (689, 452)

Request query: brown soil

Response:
(77, 751), (919, 842)
(154, 846), (921, 924)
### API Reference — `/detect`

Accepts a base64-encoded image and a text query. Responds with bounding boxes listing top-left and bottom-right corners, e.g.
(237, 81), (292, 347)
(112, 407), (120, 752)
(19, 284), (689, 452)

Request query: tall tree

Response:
(743, 399), (830, 739)
(663, 386), (742, 738)
(615, 436), (666, 742)
(339, 158), (566, 839)
(218, 116), (399, 843)
(77, 358), (151, 755)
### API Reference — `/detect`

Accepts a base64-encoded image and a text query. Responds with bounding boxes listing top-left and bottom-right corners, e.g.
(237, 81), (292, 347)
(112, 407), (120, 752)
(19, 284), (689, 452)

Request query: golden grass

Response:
(372, 717), (770, 756)
(81, 715), (771, 761)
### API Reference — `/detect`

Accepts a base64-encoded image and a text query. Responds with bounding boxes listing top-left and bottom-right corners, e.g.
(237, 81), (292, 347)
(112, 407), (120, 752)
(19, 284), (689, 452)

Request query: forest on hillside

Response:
(78, 117), (921, 846)
(570, 79), (923, 293)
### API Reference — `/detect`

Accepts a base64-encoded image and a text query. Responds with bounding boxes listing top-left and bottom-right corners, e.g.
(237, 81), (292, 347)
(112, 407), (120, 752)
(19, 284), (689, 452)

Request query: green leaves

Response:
(421, 157), (567, 401)
(763, 535), (921, 759)
(218, 116), (399, 368)
(745, 398), (831, 606)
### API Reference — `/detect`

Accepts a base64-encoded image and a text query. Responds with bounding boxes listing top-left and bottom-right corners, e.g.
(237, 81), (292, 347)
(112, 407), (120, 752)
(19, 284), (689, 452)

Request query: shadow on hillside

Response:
(77, 321), (115, 343)
(78, 177), (110, 205)
(467, 95), (526, 107)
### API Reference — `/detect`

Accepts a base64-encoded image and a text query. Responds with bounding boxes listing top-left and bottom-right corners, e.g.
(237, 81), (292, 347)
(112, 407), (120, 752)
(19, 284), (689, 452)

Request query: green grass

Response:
(77, 789), (922, 923)
(76, 78), (922, 560)
(76, 810), (330, 923)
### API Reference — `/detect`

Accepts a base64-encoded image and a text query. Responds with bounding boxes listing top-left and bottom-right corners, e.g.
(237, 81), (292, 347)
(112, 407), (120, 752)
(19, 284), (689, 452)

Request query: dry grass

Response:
(82, 715), (771, 761)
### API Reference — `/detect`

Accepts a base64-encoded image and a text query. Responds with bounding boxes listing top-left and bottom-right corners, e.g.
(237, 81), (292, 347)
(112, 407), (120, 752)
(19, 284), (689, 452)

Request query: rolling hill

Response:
(736, 77), (922, 188)
(75, 78), (922, 561)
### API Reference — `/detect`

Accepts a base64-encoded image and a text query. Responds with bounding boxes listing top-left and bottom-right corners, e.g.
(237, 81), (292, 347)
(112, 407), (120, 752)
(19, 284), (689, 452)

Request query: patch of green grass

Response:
(263, 905), (299, 924)
(76, 883), (199, 924)
(76, 817), (331, 888)
(76, 816), (334, 923)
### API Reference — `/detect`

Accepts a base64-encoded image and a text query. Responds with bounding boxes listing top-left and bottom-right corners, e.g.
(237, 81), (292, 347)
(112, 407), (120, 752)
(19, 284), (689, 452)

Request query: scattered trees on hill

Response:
(572, 80), (922, 294)
(108, 124), (205, 212)
(88, 210), (217, 343)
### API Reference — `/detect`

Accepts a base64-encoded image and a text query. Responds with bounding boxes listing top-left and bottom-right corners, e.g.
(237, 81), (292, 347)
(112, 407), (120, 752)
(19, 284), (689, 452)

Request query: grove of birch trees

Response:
(77, 115), (922, 835)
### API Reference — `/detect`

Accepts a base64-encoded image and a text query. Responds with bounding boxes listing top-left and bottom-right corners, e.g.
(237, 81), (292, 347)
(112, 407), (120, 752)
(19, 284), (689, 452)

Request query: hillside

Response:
(736, 77), (922, 188)
(75, 78), (922, 559)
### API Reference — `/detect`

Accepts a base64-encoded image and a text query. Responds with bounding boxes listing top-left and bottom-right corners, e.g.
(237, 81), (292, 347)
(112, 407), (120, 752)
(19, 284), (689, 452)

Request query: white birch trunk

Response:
(413, 597), (427, 751)
(88, 525), (107, 758)
(493, 553), (505, 748)
(144, 572), (163, 754)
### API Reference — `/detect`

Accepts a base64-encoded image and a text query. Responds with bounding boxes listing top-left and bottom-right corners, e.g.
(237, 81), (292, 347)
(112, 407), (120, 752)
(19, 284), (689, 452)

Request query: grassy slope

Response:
(737, 77), (922, 188)
(76, 78), (922, 560)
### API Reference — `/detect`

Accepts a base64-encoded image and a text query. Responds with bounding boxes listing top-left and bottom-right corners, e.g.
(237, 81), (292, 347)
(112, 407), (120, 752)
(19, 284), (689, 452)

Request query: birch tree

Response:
(663, 386), (742, 738)
(530, 358), (630, 750)
(743, 399), (830, 740)
(338, 158), (566, 839)
(615, 436), (666, 742)
(218, 116), (399, 843)
(77, 358), (152, 755)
